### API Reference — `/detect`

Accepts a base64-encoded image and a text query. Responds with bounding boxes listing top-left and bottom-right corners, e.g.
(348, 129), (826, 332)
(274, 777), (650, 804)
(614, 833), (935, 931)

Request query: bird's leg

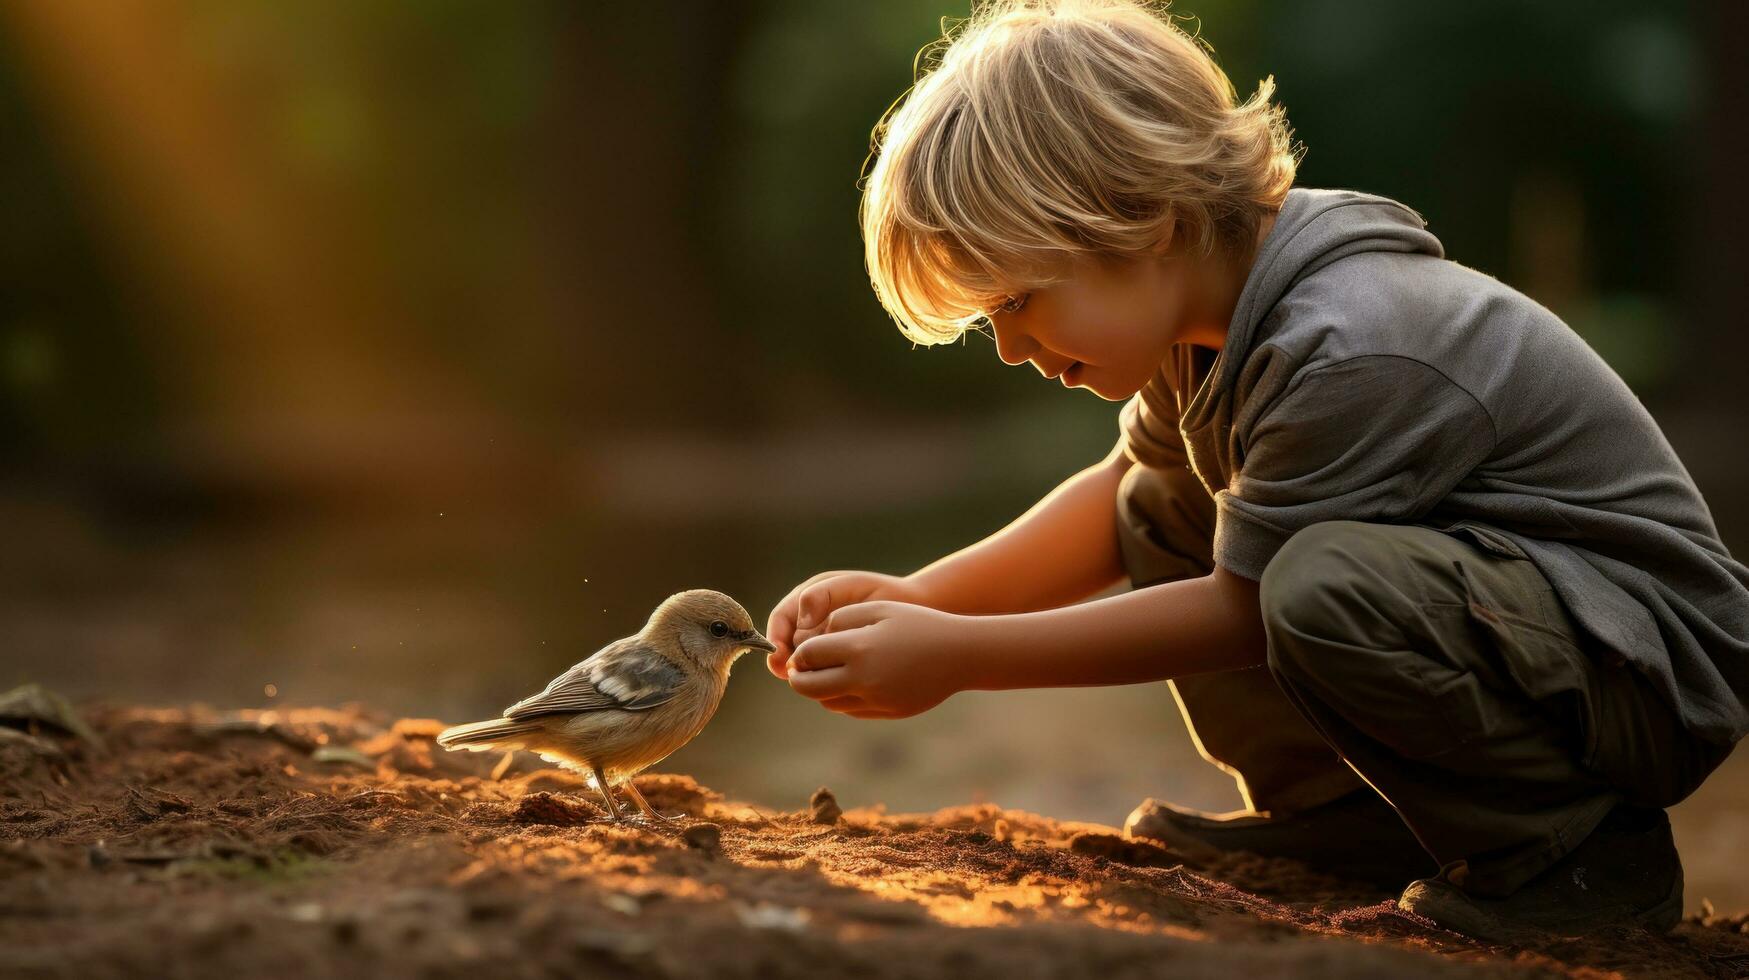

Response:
(590, 766), (625, 823)
(620, 780), (679, 824)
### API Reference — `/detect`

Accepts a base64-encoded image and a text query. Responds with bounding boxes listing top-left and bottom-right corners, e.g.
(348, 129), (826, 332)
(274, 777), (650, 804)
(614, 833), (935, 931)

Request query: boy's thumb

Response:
(766, 648), (791, 680)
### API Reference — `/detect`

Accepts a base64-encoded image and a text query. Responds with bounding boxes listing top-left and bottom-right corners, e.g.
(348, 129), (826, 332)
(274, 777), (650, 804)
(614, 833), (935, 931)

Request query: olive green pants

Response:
(1116, 465), (1732, 894)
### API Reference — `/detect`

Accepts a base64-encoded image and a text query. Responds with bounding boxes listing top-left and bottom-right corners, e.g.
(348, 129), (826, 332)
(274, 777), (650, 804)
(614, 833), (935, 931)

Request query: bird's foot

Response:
(618, 782), (684, 825)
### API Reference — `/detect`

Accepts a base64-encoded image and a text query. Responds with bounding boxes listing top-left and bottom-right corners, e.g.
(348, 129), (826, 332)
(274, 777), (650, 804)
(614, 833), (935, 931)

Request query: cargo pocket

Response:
(1389, 604), (1497, 761)
(1452, 558), (1602, 771)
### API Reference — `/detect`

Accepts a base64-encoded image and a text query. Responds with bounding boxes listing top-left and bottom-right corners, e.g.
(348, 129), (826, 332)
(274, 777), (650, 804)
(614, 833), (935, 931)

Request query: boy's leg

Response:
(1165, 670), (1367, 812)
(1259, 520), (1730, 919)
(1116, 464), (1363, 812)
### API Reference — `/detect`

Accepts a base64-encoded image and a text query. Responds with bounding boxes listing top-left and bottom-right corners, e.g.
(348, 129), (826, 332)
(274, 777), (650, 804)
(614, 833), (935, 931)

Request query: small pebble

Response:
(682, 822), (721, 852)
(601, 894), (642, 916)
(734, 901), (811, 932)
(809, 786), (842, 825)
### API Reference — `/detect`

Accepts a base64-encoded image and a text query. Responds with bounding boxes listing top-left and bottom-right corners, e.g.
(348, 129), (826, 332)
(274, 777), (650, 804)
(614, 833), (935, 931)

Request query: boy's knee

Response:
(1259, 521), (1399, 675)
(1259, 522), (1390, 626)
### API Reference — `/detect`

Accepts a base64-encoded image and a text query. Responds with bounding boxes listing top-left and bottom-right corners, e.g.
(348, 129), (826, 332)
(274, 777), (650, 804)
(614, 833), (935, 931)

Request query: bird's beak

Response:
(736, 629), (776, 653)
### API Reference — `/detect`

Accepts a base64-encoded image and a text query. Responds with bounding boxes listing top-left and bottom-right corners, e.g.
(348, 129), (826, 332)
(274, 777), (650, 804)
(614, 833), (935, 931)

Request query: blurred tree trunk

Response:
(1694, 0), (1749, 387)
(1680, 0), (1749, 546)
(537, 4), (761, 434)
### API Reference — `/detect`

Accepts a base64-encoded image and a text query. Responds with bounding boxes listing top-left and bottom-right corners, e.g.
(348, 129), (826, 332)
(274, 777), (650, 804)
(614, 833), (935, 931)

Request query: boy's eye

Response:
(995, 293), (1030, 314)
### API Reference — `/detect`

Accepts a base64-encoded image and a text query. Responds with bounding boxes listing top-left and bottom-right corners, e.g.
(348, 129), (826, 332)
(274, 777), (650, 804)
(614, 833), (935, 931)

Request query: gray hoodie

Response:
(1120, 186), (1749, 743)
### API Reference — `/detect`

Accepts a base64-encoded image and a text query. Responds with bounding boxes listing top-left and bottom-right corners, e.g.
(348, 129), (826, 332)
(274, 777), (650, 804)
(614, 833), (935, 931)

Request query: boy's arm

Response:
(946, 359), (1494, 690)
(768, 436), (1134, 676)
(906, 436), (1133, 615)
(785, 566), (1265, 718)
(788, 359), (1498, 718)
(959, 567), (1266, 689)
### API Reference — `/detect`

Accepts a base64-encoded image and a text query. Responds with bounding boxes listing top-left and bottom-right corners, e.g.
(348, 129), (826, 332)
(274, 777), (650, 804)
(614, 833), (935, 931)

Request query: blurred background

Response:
(3, 1), (1745, 909)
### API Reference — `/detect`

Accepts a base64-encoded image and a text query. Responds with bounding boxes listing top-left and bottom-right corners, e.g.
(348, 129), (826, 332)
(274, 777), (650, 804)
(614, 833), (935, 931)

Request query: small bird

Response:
(437, 589), (774, 822)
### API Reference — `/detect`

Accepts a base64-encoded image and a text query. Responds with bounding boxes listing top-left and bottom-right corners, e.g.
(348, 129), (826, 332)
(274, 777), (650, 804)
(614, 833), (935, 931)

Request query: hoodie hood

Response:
(1209, 187), (1444, 399)
(1120, 187), (1448, 484)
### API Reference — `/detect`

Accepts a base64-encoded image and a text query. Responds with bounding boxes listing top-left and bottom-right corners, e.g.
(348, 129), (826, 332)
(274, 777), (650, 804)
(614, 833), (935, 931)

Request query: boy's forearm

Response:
(907, 449), (1131, 616)
(956, 567), (1269, 690)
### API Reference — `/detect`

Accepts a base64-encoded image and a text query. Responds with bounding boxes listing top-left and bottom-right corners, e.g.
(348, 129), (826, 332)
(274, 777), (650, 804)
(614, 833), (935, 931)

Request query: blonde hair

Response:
(859, 0), (1301, 345)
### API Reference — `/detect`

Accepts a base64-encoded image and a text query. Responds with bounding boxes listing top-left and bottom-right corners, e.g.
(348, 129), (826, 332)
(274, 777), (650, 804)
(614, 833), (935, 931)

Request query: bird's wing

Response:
(504, 636), (684, 720)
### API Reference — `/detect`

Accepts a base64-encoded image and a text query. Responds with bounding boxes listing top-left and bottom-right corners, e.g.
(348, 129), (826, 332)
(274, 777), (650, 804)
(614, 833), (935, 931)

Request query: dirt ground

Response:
(4, 703), (1749, 979)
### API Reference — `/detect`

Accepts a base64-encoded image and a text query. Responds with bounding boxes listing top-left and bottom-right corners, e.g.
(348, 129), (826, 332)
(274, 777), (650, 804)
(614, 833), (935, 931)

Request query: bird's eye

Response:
(709, 620), (728, 638)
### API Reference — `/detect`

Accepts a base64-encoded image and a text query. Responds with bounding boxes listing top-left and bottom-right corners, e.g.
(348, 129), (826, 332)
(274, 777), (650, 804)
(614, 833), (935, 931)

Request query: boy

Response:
(765, 0), (1749, 941)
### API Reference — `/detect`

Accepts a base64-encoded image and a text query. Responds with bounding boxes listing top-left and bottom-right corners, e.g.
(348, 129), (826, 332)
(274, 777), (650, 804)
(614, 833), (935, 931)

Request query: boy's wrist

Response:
(905, 567), (996, 616)
(950, 613), (1012, 692)
(898, 570), (944, 609)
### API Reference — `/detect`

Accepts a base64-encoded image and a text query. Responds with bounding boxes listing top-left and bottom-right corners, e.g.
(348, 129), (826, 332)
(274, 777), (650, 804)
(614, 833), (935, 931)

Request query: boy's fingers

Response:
(767, 572), (841, 654)
(823, 601), (891, 634)
(765, 649), (791, 681)
(766, 601), (791, 640)
(787, 665), (857, 700)
(796, 569), (845, 591)
(770, 570), (876, 666)
(765, 598), (802, 675)
(768, 592), (807, 650)
(764, 630), (794, 678)
(787, 631), (857, 673)
(819, 695), (867, 712)
(794, 583), (841, 632)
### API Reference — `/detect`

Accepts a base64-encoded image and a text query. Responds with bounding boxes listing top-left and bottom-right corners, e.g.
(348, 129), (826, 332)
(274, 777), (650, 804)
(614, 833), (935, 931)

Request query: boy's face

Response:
(984, 251), (1220, 402)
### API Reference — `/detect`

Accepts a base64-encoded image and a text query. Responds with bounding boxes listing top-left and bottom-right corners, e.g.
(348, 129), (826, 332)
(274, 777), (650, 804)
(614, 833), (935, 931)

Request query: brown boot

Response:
(1397, 804), (1683, 943)
(1124, 788), (1437, 888)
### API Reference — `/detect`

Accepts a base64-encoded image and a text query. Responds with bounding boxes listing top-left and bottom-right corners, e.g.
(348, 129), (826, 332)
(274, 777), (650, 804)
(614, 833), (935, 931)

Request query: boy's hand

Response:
(765, 571), (928, 679)
(784, 600), (970, 719)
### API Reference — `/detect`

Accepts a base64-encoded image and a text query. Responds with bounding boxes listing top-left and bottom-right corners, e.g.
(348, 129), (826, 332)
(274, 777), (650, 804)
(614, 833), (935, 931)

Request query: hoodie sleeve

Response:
(1212, 354), (1497, 581)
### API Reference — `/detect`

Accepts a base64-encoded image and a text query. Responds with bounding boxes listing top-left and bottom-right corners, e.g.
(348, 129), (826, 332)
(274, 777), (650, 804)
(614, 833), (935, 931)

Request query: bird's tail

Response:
(435, 717), (542, 752)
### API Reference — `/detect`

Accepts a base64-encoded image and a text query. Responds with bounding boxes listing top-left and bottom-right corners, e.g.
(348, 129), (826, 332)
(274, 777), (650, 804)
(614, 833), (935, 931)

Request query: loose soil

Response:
(4, 704), (1748, 979)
